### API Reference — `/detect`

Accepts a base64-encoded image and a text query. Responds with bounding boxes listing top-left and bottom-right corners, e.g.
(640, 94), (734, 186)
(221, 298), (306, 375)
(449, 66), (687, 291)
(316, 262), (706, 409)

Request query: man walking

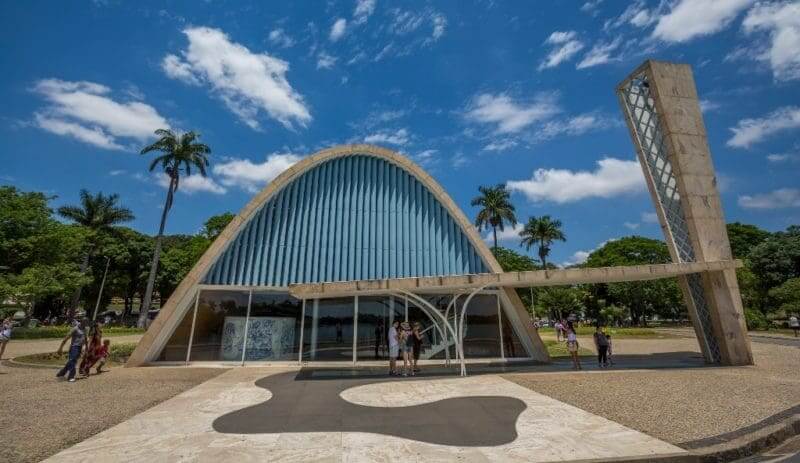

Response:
(57, 319), (87, 382)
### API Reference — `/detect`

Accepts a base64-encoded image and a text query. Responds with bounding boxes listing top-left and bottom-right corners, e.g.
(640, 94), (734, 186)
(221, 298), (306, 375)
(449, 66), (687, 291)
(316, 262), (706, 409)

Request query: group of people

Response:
(0, 317), (12, 360)
(387, 320), (423, 376)
(556, 320), (614, 371)
(56, 318), (111, 382)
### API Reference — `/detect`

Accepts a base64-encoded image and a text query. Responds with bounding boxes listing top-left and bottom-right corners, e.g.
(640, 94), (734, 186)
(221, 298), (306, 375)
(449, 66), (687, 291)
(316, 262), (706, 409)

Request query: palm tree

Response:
(519, 215), (566, 269)
(138, 129), (211, 328)
(58, 190), (134, 318)
(471, 184), (517, 254)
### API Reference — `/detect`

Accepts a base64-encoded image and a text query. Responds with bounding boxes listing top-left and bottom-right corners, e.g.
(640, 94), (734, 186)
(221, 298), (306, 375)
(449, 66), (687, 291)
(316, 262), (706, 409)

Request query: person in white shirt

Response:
(789, 314), (799, 337)
(554, 320), (563, 342)
(388, 320), (400, 375)
(566, 322), (582, 370)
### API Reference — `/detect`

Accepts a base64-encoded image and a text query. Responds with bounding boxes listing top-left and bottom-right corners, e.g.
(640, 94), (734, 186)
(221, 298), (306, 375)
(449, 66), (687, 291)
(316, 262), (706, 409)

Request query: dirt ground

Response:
(0, 363), (226, 463)
(505, 331), (800, 446)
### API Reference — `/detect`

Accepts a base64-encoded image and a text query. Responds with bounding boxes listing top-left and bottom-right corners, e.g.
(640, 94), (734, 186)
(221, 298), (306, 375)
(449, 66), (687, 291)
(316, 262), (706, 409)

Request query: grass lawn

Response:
(13, 342), (137, 366)
(12, 326), (145, 340)
(538, 326), (674, 338)
(544, 339), (593, 358)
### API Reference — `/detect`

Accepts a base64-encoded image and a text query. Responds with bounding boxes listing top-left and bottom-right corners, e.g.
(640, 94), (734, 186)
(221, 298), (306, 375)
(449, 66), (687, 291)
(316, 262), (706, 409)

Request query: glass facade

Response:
(157, 289), (529, 363)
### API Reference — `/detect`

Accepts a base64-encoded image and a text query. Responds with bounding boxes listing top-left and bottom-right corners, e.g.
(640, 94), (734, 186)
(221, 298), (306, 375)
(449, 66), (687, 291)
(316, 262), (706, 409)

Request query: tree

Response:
(57, 190), (134, 317)
(727, 222), (771, 259)
(5, 264), (90, 323)
(586, 236), (682, 325)
(494, 246), (540, 314)
(158, 235), (211, 301)
(519, 215), (566, 269)
(92, 227), (153, 320)
(471, 184), (516, 254)
(139, 129), (211, 327)
(537, 286), (584, 321)
(201, 212), (234, 240)
(0, 186), (55, 273)
(748, 228), (800, 313)
(769, 277), (800, 316)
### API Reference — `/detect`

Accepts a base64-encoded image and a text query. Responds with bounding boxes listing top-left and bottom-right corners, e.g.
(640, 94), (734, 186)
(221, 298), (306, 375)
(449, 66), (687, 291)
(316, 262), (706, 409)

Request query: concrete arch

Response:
(128, 144), (549, 366)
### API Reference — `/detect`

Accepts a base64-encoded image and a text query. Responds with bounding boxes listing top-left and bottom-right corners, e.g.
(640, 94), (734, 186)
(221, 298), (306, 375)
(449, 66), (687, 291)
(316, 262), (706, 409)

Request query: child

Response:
(94, 339), (111, 374)
(606, 334), (614, 366)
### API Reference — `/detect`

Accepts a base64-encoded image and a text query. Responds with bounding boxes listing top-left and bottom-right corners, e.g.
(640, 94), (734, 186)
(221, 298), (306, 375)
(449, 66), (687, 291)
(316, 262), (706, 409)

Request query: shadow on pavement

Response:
(213, 369), (526, 446)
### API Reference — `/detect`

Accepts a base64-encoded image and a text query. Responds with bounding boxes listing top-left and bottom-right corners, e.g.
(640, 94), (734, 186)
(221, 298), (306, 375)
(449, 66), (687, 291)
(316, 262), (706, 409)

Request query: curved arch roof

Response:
(203, 147), (491, 287)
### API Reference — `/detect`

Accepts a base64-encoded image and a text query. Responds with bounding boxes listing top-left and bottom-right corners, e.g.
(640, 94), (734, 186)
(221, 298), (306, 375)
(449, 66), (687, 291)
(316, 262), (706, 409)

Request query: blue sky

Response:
(1, 0), (799, 267)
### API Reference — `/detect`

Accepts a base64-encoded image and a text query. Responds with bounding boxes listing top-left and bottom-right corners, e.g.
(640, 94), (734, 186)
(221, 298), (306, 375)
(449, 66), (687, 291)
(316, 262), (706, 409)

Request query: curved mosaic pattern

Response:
(204, 153), (489, 287)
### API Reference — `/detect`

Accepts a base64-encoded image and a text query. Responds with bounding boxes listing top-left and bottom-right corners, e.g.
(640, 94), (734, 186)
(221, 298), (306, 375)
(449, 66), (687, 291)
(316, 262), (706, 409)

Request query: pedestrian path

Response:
(46, 367), (686, 462)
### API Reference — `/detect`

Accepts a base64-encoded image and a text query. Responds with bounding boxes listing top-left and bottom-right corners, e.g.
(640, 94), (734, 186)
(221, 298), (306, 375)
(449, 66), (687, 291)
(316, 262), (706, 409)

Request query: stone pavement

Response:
(45, 367), (686, 462)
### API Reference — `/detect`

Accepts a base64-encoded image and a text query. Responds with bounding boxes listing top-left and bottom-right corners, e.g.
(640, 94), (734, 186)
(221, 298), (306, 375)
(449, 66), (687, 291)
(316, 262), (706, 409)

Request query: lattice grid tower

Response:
(618, 72), (721, 363)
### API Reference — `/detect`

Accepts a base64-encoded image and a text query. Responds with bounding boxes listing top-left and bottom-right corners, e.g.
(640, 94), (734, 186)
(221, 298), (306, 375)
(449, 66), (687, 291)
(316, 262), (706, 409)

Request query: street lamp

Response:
(92, 256), (111, 321)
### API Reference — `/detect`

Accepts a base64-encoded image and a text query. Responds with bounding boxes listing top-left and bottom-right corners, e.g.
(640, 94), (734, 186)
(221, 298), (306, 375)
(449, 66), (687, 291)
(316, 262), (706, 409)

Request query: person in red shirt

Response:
(93, 339), (111, 374)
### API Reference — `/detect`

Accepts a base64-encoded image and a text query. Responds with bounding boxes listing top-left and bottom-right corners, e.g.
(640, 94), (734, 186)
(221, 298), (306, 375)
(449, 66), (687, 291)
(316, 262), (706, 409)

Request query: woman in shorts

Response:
(0, 317), (12, 360)
(566, 322), (582, 370)
(400, 321), (415, 376)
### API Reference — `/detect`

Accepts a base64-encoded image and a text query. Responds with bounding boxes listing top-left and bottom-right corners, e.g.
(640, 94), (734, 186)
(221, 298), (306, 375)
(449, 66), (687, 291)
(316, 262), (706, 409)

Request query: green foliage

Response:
(202, 212), (234, 240)
(537, 286), (584, 319)
(727, 222), (770, 259)
(585, 236), (683, 325)
(14, 341), (139, 365)
(158, 235), (212, 298)
(539, 326), (662, 337)
(494, 246), (539, 272)
(769, 277), (800, 315)
(599, 304), (626, 325)
(748, 227), (800, 313)
(4, 263), (90, 318)
(471, 184), (516, 251)
(519, 215), (566, 268)
(12, 326), (145, 339)
(744, 308), (769, 330)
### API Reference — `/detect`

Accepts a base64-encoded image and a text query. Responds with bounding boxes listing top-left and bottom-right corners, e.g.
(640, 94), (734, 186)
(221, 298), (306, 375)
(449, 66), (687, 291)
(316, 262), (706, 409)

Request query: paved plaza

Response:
(45, 367), (685, 462)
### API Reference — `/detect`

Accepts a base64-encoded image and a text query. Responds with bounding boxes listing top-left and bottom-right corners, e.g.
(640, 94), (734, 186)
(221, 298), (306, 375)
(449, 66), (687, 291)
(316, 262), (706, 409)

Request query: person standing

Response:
(412, 322), (423, 372)
(57, 319), (87, 382)
(0, 317), (12, 360)
(554, 319), (564, 342)
(566, 322), (581, 370)
(606, 334), (614, 366)
(79, 322), (103, 377)
(789, 314), (799, 337)
(388, 320), (400, 375)
(593, 325), (610, 368)
(400, 322), (415, 376)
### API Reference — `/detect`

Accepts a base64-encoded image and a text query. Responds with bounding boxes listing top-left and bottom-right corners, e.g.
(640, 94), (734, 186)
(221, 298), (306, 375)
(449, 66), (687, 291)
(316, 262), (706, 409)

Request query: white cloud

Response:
(507, 158), (645, 204)
(109, 169), (126, 176)
(581, 0), (603, 14)
(484, 139), (518, 152)
(157, 173), (226, 195)
(330, 18), (347, 42)
(742, 1), (800, 82)
(451, 152), (468, 169)
(624, 221), (640, 230)
(363, 128), (410, 146)
(213, 153), (302, 193)
(767, 153), (799, 163)
(316, 52), (337, 69)
(430, 13), (447, 41)
(727, 106), (800, 148)
(162, 54), (201, 85)
(641, 211), (659, 223)
(561, 239), (617, 267)
(651, 0), (754, 43)
(163, 27), (311, 130)
(576, 38), (621, 69)
(31, 79), (169, 150)
(268, 28), (295, 48)
(738, 188), (800, 209)
(353, 0), (376, 24)
(604, 1), (659, 30)
(388, 8), (447, 42)
(465, 93), (560, 134)
(539, 31), (584, 70)
(699, 99), (721, 112)
(537, 113), (615, 140)
(562, 250), (591, 267)
(412, 149), (437, 168)
(482, 223), (523, 244)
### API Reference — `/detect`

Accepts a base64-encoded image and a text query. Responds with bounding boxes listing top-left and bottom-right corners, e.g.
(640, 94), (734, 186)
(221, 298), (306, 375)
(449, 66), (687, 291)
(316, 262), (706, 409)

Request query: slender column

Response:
(309, 299), (319, 361)
(185, 290), (200, 365)
(298, 299), (306, 364)
(497, 294), (505, 360)
(240, 290), (253, 366)
(352, 296), (359, 364)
